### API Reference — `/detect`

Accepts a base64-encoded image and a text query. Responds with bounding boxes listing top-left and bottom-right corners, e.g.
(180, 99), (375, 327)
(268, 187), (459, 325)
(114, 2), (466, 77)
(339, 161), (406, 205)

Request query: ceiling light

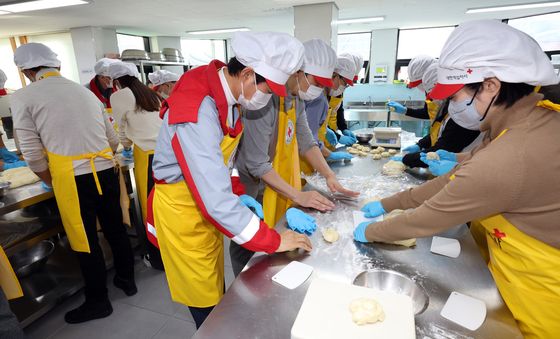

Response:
(187, 28), (250, 35)
(335, 16), (385, 25)
(466, 2), (560, 14)
(0, 0), (89, 13)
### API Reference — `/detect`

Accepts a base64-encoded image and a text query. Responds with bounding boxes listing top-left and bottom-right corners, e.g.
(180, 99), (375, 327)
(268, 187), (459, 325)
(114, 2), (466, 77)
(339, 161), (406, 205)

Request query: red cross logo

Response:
(287, 126), (293, 138)
(492, 228), (506, 239)
(466, 69), (473, 74)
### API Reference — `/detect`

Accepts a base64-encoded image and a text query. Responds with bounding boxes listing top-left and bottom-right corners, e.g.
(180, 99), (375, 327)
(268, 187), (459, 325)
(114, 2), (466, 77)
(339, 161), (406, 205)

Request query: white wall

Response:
(294, 2), (338, 48)
(369, 29), (399, 83)
(70, 26), (118, 85)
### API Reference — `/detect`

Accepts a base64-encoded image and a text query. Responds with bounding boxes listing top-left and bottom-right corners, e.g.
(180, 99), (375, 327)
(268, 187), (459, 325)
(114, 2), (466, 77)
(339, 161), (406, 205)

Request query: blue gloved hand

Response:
(122, 148), (133, 159)
(387, 101), (407, 114)
(286, 207), (317, 235)
(361, 200), (386, 218)
(41, 182), (53, 192)
(325, 128), (338, 146)
(239, 194), (264, 219)
(421, 159), (457, 176)
(390, 155), (403, 161)
(402, 144), (421, 153)
(353, 221), (371, 243)
(435, 149), (457, 162)
(342, 129), (357, 141)
(338, 135), (355, 146)
(326, 152), (353, 162)
(0, 147), (20, 163)
(3, 160), (26, 170)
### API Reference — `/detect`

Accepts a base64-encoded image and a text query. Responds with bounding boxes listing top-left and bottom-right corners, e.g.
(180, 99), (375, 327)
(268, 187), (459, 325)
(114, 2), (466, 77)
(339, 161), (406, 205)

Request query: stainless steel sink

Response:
(353, 269), (429, 315)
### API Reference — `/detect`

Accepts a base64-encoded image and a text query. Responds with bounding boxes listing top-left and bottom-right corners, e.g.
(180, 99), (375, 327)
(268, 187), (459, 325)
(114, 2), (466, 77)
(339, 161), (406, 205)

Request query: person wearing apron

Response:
(397, 63), (481, 168)
(10, 43), (135, 324)
(109, 62), (165, 270)
(354, 20), (560, 338)
(233, 39), (358, 276)
(148, 69), (180, 99)
(147, 32), (313, 329)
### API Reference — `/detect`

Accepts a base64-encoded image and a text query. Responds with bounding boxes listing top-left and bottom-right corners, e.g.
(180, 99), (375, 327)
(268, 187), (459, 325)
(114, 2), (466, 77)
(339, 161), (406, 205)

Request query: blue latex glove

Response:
(361, 200), (386, 218)
(353, 221), (371, 243)
(3, 160), (26, 170)
(402, 144), (421, 153)
(391, 155), (403, 161)
(435, 149), (457, 162)
(239, 194), (264, 219)
(338, 135), (355, 146)
(421, 158), (458, 176)
(342, 129), (357, 140)
(326, 128), (338, 146)
(387, 101), (407, 114)
(0, 147), (20, 163)
(286, 207), (317, 235)
(41, 182), (53, 192)
(326, 152), (353, 161)
(122, 148), (133, 159)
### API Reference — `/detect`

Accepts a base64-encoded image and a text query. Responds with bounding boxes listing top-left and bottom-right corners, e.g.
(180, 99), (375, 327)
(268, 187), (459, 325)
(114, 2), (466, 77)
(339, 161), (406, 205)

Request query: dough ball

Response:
(381, 151), (390, 158)
(382, 209), (416, 247)
(322, 227), (340, 243)
(426, 151), (439, 160)
(359, 151), (368, 157)
(377, 146), (386, 152)
(352, 143), (360, 148)
(388, 149), (398, 155)
(349, 298), (385, 325)
(370, 149), (381, 154)
(348, 148), (359, 154)
(382, 160), (406, 176)
(371, 153), (382, 160)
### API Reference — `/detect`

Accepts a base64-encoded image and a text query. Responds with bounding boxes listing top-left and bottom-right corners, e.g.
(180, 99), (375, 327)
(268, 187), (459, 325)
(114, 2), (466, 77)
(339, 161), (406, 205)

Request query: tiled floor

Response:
(24, 237), (236, 339)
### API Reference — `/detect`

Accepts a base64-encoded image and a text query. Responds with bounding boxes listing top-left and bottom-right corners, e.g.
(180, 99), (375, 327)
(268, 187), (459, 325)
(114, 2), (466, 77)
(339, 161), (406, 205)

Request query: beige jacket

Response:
(368, 93), (560, 249)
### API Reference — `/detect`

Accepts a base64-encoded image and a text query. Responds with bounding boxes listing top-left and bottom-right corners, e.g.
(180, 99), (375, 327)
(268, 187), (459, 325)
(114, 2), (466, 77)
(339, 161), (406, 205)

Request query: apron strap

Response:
(72, 148), (114, 195)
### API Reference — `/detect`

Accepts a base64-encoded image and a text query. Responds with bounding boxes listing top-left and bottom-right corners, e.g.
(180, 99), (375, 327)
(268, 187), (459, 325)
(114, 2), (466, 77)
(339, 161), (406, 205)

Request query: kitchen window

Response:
(180, 39), (227, 66)
(337, 32), (370, 83)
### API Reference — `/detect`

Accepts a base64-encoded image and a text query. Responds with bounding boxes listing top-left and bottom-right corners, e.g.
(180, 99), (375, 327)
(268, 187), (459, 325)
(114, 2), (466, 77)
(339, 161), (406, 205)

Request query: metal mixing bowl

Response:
(9, 240), (55, 278)
(353, 269), (429, 315)
(0, 181), (10, 198)
(356, 133), (373, 143)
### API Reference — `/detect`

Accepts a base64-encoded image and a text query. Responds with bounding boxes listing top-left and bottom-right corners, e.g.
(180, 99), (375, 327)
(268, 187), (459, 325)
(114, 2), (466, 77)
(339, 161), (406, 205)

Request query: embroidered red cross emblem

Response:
(287, 126), (293, 138)
(466, 69), (473, 74)
(492, 228), (506, 239)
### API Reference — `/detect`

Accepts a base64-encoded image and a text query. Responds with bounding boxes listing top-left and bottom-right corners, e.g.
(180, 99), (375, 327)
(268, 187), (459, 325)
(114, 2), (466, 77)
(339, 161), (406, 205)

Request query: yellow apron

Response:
(132, 145), (154, 223)
(318, 95), (344, 152)
(153, 132), (241, 307)
(264, 97), (302, 227)
(426, 99), (439, 122)
(429, 115), (448, 147)
(0, 246), (23, 300)
(47, 147), (114, 253)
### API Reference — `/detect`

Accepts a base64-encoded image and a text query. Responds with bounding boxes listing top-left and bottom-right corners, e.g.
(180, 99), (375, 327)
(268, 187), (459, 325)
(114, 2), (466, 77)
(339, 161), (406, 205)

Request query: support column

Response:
(294, 2), (338, 48)
(70, 27), (118, 85)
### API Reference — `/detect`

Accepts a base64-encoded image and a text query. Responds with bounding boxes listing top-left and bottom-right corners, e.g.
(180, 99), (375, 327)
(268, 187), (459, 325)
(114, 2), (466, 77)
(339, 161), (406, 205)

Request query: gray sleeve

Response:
(175, 97), (263, 245)
(236, 101), (275, 178)
(303, 96), (328, 149)
(295, 98), (318, 155)
(10, 93), (48, 172)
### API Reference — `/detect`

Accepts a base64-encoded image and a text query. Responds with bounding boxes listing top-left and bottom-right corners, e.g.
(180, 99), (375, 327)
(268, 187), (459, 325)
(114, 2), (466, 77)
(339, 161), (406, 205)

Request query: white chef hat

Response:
(232, 31), (304, 97)
(340, 53), (363, 80)
(430, 19), (559, 100)
(14, 43), (61, 70)
(334, 55), (356, 86)
(301, 39), (337, 88)
(94, 58), (119, 77)
(422, 63), (438, 98)
(407, 55), (436, 90)
(148, 70), (180, 86)
(0, 69), (6, 88)
(108, 62), (139, 79)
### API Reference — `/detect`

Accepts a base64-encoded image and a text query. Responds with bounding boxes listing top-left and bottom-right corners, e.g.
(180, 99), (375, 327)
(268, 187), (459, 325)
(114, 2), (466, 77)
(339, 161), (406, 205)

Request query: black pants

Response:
(229, 241), (255, 277)
(74, 168), (135, 301)
(188, 306), (214, 329)
(0, 290), (24, 339)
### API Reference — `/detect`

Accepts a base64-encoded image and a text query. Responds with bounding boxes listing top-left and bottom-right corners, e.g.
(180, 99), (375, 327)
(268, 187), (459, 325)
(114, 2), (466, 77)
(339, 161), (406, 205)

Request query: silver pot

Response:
(121, 49), (149, 60)
(355, 133), (373, 143)
(162, 48), (183, 58)
(9, 240), (55, 278)
(148, 52), (166, 61)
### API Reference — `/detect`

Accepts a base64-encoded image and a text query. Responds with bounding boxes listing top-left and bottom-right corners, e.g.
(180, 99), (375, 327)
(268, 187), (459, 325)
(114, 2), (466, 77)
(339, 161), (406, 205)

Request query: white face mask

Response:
(448, 97), (483, 131)
(298, 74), (323, 101)
(329, 85), (344, 97)
(238, 74), (272, 111)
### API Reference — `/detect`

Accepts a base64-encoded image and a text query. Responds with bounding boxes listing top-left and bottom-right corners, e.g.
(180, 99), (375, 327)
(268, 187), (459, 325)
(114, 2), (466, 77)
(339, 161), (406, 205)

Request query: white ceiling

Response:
(0, 0), (559, 39)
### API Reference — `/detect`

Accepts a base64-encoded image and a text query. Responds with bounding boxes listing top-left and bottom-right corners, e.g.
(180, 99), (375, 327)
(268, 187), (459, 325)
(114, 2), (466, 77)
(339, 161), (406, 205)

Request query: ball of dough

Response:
(352, 143), (360, 148)
(371, 153), (382, 160)
(349, 298), (385, 325)
(359, 151), (368, 157)
(370, 149), (381, 154)
(426, 151), (440, 160)
(322, 227), (340, 243)
(377, 146), (386, 152)
(381, 151), (390, 158)
(382, 160), (406, 176)
(388, 149), (398, 155)
(348, 148), (359, 154)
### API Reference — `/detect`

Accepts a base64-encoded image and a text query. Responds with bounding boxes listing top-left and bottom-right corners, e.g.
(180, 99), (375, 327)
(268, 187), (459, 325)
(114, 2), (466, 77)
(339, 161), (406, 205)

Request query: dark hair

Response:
(466, 81), (535, 108)
(26, 66), (57, 73)
(226, 57), (266, 84)
(539, 84), (560, 103)
(116, 75), (162, 112)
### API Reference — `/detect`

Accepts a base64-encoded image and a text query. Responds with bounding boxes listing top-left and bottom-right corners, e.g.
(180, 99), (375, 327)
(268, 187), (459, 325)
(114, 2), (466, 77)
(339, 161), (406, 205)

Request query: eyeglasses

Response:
(332, 74), (349, 88)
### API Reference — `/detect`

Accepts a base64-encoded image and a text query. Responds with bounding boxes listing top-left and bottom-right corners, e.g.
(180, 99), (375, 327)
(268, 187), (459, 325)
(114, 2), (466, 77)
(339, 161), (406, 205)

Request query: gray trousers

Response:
(229, 241), (256, 277)
(0, 289), (25, 339)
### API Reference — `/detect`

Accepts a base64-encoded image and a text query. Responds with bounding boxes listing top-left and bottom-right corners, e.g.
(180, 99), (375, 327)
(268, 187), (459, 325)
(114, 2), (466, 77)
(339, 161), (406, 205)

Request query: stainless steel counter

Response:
(194, 156), (522, 339)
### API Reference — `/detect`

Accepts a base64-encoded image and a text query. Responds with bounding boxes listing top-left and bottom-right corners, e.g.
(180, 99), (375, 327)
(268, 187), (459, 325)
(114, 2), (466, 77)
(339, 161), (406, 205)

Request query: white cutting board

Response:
(291, 278), (415, 339)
